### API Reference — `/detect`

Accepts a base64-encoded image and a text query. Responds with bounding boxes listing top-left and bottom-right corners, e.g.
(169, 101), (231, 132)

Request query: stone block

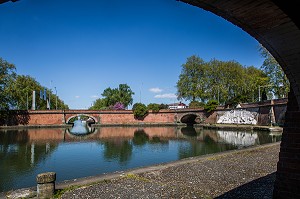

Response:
(36, 172), (56, 199)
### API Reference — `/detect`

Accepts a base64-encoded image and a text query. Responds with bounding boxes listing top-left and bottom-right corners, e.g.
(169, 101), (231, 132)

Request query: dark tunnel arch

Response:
(180, 113), (202, 126)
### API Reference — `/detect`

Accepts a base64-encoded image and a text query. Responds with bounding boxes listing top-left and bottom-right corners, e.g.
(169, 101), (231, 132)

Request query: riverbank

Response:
(0, 122), (283, 132)
(4, 142), (280, 198)
(197, 123), (283, 132)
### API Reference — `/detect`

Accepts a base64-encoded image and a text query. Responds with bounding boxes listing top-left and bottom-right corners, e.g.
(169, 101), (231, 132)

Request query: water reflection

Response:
(216, 130), (258, 147)
(0, 129), (59, 192)
(132, 129), (150, 146)
(101, 139), (133, 165)
(0, 126), (281, 192)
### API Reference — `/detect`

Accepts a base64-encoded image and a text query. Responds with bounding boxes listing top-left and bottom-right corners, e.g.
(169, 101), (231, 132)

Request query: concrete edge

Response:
(55, 142), (281, 189)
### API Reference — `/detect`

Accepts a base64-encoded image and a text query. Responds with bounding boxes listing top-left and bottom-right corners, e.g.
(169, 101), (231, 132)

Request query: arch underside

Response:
(180, 113), (200, 125)
(179, 1), (300, 198)
(66, 114), (97, 125)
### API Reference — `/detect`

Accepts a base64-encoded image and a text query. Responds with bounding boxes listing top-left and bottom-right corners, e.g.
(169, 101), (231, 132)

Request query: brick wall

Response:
(0, 100), (287, 127)
(274, 91), (300, 198)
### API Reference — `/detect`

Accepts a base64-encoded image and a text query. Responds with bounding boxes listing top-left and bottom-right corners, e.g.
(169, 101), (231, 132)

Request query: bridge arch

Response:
(66, 114), (98, 126)
(179, 112), (202, 125)
(179, 1), (300, 198)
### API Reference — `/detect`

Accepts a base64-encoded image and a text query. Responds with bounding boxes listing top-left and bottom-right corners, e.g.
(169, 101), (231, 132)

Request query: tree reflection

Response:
(149, 136), (168, 144)
(0, 130), (58, 191)
(257, 131), (282, 144)
(102, 139), (133, 165)
(178, 134), (237, 159)
(132, 129), (149, 146)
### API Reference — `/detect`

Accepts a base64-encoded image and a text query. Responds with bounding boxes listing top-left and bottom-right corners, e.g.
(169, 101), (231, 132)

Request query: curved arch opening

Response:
(180, 113), (199, 126)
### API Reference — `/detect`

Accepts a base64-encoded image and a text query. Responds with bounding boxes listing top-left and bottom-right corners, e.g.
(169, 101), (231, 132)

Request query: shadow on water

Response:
(180, 126), (198, 136)
(215, 172), (276, 199)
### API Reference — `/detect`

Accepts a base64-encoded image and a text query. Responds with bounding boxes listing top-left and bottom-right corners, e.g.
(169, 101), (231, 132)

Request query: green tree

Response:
(259, 44), (290, 98)
(101, 84), (134, 109)
(132, 103), (148, 119)
(176, 55), (270, 105)
(176, 55), (208, 102)
(244, 66), (269, 102)
(0, 58), (16, 110)
(6, 75), (69, 110)
(213, 60), (248, 103)
(89, 98), (108, 110)
(189, 101), (204, 108)
(117, 84), (135, 108)
(159, 103), (169, 109)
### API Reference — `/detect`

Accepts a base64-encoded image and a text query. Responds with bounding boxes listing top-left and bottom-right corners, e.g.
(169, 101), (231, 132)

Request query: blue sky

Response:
(0, 0), (263, 109)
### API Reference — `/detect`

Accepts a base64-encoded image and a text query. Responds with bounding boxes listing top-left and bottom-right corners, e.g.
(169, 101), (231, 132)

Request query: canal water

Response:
(0, 126), (281, 192)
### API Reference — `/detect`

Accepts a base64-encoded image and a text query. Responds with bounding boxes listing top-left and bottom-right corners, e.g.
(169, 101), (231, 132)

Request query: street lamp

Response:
(258, 84), (272, 101)
(54, 87), (57, 110)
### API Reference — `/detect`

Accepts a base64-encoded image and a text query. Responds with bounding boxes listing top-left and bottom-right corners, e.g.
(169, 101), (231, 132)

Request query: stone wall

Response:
(211, 99), (288, 126)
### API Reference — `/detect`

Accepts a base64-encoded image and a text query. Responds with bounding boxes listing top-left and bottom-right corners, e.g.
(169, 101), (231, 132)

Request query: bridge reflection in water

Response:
(0, 126), (281, 192)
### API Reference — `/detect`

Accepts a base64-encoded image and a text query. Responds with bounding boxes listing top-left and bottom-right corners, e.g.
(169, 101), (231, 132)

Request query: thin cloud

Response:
(75, 96), (80, 99)
(90, 95), (99, 98)
(149, 87), (163, 93)
(154, 93), (177, 99)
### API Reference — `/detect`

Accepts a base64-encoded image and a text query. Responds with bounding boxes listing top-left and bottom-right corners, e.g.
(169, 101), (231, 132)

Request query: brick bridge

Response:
(0, 99), (287, 127)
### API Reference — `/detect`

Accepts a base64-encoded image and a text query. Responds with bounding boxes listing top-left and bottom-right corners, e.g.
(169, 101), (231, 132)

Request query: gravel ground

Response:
(59, 142), (280, 199)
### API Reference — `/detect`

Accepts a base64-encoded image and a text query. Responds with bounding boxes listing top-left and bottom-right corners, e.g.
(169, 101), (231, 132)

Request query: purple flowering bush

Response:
(113, 102), (125, 110)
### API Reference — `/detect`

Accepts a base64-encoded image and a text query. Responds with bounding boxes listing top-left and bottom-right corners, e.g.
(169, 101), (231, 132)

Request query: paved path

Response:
(58, 142), (280, 199)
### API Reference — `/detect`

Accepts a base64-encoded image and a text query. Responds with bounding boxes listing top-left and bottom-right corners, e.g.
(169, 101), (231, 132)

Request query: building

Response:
(168, 102), (188, 109)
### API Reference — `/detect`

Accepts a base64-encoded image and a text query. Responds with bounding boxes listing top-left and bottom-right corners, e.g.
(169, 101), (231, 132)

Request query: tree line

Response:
(1, 44), (289, 112)
(176, 45), (290, 107)
(0, 58), (69, 110)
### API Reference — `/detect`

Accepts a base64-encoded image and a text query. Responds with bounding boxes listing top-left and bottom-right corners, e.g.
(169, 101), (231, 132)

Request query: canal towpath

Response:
(55, 142), (280, 199)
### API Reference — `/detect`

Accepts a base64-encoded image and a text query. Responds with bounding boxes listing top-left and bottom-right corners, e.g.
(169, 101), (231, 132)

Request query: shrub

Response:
(159, 103), (169, 109)
(147, 103), (160, 112)
(204, 99), (219, 113)
(132, 103), (148, 119)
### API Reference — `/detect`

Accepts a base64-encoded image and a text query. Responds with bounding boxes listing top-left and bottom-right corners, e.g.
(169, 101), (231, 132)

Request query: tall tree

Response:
(116, 84), (134, 108)
(0, 58), (16, 110)
(176, 55), (208, 102)
(244, 66), (269, 101)
(259, 44), (290, 98)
